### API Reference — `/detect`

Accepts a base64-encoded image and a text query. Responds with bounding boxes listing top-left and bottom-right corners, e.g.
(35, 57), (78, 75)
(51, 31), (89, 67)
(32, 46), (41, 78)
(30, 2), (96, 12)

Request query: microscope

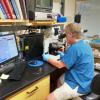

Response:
(48, 28), (88, 55)
(47, 27), (66, 55)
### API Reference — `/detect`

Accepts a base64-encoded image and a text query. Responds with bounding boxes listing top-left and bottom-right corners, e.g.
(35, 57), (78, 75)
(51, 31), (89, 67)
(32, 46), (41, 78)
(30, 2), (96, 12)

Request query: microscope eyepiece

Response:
(58, 34), (66, 39)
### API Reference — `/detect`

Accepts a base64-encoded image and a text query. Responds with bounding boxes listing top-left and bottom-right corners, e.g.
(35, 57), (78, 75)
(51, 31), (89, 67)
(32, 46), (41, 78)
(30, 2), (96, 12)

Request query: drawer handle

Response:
(26, 86), (39, 94)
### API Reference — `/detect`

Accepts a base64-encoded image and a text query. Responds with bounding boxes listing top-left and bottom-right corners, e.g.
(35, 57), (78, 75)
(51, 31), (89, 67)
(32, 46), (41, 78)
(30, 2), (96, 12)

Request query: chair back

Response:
(91, 74), (100, 95)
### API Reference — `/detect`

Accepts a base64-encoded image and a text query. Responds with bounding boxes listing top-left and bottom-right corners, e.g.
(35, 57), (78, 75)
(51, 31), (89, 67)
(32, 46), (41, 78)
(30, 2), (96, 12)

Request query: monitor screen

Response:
(36, 0), (53, 9)
(0, 34), (18, 64)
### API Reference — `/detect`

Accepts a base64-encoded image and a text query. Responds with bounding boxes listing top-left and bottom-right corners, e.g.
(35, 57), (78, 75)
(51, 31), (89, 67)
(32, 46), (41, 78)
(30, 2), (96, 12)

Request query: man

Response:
(43, 23), (94, 100)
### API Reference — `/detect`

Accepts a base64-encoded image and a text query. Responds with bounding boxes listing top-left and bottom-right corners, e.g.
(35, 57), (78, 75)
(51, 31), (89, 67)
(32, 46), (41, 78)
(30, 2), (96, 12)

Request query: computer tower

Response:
(19, 33), (44, 60)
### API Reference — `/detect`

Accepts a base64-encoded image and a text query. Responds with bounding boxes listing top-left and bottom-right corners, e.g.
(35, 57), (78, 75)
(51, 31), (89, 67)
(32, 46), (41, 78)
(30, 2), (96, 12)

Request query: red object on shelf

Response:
(0, 0), (11, 19)
(3, 0), (16, 19)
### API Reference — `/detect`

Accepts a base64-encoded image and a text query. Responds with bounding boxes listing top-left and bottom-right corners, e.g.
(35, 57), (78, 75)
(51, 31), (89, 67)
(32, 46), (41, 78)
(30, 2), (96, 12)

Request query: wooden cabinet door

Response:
(6, 75), (50, 100)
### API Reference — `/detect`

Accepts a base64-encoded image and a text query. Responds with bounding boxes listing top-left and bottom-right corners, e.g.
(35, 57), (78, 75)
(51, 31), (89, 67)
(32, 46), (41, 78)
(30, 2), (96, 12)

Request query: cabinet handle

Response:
(26, 86), (39, 95)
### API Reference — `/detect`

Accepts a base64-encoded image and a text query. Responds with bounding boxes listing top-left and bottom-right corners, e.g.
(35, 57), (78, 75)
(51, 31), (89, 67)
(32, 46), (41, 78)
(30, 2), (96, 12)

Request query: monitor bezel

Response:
(0, 33), (19, 65)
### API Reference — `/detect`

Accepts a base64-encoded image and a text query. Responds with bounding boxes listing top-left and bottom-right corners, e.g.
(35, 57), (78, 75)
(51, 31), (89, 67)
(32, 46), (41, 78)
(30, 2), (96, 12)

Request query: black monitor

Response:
(0, 34), (18, 65)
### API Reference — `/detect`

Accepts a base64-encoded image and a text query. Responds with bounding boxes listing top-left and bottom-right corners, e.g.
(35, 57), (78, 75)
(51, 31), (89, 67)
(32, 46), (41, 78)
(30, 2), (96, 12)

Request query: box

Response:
(57, 16), (67, 22)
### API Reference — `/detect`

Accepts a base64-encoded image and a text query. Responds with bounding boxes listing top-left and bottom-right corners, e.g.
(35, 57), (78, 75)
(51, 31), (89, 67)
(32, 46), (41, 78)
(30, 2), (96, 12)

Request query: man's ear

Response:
(69, 32), (73, 37)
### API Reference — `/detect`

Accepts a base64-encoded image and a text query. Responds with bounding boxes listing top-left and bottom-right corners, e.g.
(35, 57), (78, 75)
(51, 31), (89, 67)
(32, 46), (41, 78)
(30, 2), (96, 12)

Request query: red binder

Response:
(0, 0), (11, 19)
(3, 0), (16, 19)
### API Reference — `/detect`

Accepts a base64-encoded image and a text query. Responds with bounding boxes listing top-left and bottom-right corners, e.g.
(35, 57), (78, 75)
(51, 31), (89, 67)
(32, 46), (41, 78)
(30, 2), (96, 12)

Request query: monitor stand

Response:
(0, 63), (15, 74)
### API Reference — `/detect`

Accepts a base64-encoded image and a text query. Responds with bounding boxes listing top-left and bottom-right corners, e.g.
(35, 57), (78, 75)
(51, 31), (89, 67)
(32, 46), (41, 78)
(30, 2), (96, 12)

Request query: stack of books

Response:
(0, 0), (27, 20)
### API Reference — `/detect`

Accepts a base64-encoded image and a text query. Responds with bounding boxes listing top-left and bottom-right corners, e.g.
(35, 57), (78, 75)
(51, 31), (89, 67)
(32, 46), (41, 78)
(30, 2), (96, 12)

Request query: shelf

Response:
(53, 22), (66, 26)
(0, 19), (29, 26)
(0, 19), (59, 31)
(0, 20), (68, 27)
(28, 20), (56, 26)
(0, 19), (57, 26)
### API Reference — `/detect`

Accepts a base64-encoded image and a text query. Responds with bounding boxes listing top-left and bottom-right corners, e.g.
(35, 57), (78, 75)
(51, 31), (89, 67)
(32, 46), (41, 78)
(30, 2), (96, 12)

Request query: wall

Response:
(76, 0), (100, 36)
(44, 0), (76, 53)
(53, 0), (76, 23)
(64, 0), (76, 23)
(52, 0), (61, 14)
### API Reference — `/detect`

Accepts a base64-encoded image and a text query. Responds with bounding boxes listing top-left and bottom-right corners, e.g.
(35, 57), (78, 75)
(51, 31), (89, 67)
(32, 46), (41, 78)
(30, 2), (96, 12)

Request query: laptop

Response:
(0, 34), (27, 80)
(0, 34), (44, 80)
(0, 34), (18, 72)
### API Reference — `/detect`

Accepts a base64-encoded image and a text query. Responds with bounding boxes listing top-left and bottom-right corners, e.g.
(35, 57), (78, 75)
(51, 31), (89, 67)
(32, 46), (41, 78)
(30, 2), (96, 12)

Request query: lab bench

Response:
(0, 62), (56, 100)
(0, 60), (99, 100)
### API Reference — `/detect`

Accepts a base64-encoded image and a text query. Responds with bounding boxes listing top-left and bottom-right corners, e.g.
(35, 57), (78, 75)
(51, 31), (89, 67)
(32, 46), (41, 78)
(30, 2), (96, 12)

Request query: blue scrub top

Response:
(61, 40), (94, 94)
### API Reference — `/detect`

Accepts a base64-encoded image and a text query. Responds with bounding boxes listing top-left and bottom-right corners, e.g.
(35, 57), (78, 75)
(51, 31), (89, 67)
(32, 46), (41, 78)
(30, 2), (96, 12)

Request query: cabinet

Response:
(5, 75), (50, 100)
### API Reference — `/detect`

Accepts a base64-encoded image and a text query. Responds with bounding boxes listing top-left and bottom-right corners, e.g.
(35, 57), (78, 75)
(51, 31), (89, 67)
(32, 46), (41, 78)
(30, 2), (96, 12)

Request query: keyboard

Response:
(8, 61), (26, 81)
(0, 63), (15, 74)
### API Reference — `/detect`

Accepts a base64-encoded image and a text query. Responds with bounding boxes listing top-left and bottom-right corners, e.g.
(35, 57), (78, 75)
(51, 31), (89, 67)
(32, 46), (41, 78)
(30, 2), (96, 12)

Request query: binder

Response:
(19, 0), (27, 19)
(3, 0), (16, 19)
(0, 8), (5, 19)
(15, 0), (23, 19)
(0, 0), (11, 19)
(25, 0), (35, 19)
(10, 0), (20, 19)
(0, 3), (7, 19)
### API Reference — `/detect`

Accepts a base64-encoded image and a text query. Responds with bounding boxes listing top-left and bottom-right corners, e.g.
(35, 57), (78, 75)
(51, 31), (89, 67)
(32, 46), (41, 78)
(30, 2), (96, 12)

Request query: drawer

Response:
(6, 75), (50, 100)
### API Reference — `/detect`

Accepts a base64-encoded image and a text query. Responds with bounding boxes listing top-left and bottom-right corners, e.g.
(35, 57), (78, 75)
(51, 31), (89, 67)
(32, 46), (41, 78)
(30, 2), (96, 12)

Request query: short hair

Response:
(65, 23), (82, 39)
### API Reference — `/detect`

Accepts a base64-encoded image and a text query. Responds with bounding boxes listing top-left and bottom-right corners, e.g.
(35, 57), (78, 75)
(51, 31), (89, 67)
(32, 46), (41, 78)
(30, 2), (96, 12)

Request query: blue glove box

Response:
(57, 16), (67, 22)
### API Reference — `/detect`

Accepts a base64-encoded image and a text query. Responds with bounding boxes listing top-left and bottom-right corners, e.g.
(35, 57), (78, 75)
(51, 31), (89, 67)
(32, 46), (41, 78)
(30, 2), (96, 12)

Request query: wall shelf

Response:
(28, 20), (56, 26)
(0, 19), (67, 31)
(0, 20), (29, 26)
(0, 19), (56, 26)
(0, 19), (67, 27)
(0, 19), (57, 31)
(52, 22), (66, 26)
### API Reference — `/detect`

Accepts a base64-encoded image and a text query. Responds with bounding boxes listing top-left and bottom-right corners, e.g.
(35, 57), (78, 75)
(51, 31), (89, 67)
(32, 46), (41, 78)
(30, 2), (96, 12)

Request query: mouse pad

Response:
(28, 60), (44, 68)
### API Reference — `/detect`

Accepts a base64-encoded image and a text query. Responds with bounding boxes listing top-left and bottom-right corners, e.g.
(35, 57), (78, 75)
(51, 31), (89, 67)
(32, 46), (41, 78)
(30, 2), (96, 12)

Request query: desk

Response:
(1, 60), (98, 100)
(0, 63), (56, 100)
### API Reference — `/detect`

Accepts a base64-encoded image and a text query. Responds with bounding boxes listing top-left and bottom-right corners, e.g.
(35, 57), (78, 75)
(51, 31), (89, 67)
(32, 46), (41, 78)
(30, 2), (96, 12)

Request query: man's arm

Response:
(48, 58), (67, 69)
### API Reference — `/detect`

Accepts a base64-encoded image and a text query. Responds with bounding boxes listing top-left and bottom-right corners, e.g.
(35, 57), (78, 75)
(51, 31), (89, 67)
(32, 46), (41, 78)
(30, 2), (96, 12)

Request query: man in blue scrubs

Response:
(43, 23), (94, 100)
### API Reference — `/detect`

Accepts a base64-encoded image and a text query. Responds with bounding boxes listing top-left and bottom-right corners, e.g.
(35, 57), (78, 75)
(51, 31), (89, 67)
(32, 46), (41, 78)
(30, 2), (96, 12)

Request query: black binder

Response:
(25, 0), (35, 20)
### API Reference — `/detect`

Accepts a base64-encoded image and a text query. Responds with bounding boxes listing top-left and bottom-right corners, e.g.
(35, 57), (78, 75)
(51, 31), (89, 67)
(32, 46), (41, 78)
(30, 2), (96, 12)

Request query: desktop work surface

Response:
(0, 61), (100, 100)
(0, 62), (56, 100)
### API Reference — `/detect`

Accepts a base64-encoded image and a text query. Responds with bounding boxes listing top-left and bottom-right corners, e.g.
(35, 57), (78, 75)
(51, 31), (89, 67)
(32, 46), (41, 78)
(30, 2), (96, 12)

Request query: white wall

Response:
(53, 0), (61, 14)
(64, 0), (76, 22)
(76, 0), (100, 36)
(53, 0), (76, 22)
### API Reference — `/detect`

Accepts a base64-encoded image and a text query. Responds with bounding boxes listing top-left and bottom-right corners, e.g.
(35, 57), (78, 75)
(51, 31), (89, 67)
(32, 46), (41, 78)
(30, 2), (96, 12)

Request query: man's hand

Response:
(42, 53), (60, 61)
(57, 51), (64, 57)
(42, 53), (66, 69)
(42, 53), (54, 61)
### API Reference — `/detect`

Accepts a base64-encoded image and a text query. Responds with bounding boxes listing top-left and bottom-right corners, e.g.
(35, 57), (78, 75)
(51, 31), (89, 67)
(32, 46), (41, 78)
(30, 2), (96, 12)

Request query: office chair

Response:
(81, 74), (100, 100)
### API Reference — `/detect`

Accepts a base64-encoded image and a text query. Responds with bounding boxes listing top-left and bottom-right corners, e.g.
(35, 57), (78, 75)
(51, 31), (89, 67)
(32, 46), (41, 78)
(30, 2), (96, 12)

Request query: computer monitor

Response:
(0, 34), (18, 65)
